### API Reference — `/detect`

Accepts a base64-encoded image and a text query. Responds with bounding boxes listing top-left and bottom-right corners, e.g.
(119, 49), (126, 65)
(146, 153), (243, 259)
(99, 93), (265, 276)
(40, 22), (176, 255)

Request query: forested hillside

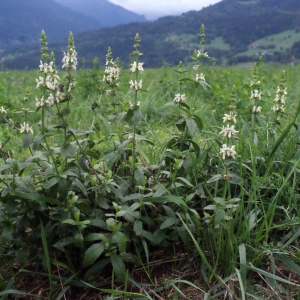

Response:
(0, 0), (103, 52)
(2, 0), (300, 68)
(54, 0), (147, 27)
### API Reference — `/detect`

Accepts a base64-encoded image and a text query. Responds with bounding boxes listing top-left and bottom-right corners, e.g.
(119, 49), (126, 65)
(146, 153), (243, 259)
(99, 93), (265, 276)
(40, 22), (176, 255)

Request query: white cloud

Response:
(109, 0), (221, 20)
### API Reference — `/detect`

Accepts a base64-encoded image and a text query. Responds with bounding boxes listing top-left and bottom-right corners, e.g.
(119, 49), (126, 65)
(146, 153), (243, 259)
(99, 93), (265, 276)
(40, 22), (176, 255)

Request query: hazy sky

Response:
(109, 0), (222, 20)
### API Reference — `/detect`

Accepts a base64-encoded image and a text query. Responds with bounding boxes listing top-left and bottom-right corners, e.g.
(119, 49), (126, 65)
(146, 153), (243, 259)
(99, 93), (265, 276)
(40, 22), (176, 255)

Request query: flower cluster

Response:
(103, 63), (121, 86)
(220, 124), (239, 139)
(220, 88), (238, 159)
(250, 63), (262, 115)
(129, 101), (141, 108)
(250, 90), (261, 101)
(271, 71), (287, 119)
(129, 79), (143, 90)
(197, 50), (209, 59)
(20, 122), (33, 134)
(173, 93), (187, 103)
(0, 106), (7, 114)
(130, 61), (144, 73)
(222, 111), (237, 123)
(62, 47), (78, 70)
(220, 144), (237, 160)
(196, 73), (206, 82)
(39, 61), (54, 73)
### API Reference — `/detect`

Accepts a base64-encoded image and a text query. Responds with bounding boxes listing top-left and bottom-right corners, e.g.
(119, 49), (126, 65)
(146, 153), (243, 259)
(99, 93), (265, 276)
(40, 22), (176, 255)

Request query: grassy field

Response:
(236, 29), (300, 58)
(0, 31), (300, 299)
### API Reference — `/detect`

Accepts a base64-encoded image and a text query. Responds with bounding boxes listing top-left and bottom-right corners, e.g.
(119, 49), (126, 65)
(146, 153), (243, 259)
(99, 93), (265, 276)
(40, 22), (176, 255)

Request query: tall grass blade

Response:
(234, 268), (246, 300)
(40, 220), (53, 297)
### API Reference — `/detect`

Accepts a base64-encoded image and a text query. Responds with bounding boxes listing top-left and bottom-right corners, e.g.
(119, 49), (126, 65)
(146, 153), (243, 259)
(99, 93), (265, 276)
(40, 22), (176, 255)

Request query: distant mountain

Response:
(54, 0), (147, 27)
(2, 0), (300, 68)
(0, 0), (103, 52)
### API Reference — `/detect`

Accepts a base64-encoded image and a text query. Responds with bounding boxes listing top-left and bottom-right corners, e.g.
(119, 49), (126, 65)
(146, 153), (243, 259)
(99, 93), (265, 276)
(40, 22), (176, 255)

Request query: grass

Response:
(236, 29), (300, 58)
(207, 36), (231, 50)
(0, 31), (300, 299)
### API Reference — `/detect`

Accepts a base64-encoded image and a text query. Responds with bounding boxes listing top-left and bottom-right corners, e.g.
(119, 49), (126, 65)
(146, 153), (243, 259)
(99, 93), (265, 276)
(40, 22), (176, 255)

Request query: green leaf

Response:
(95, 112), (112, 134)
(239, 243), (247, 285)
(0, 290), (38, 297)
(78, 156), (89, 172)
(112, 232), (129, 254)
(72, 178), (87, 196)
(22, 133), (31, 149)
(144, 195), (187, 209)
(53, 237), (74, 249)
(44, 176), (60, 189)
(124, 108), (134, 122)
(275, 254), (300, 276)
(32, 133), (44, 151)
(68, 127), (93, 136)
(207, 174), (223, 184)
(86, 149), (100, 160)
(176, 177), (193, 187)
(243, 264), (300, 286)
(214, 209), (225, 225)
(83, 243), (105, 267)
(40, 221), (52, 288)
(134, 220), (143, 236)
(186, 118), (197, 136)
(62, 219), (77, 226)
(110, 254), (127, 284)
(60, 143), (76, 159)
(160, 217), (179, 229)
(13, 191), (63, 206)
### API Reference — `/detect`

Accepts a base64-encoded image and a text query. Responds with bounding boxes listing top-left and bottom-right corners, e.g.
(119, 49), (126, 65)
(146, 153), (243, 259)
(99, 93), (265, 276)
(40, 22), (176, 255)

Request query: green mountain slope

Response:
(2, 0), (300, 69)
(0, 0), (103, 52)
(54, 0), (147, 27)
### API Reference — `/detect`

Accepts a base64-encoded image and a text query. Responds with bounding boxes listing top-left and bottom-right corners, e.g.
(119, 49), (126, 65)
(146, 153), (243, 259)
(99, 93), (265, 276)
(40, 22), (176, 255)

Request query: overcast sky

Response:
(109, 0), (222, 20)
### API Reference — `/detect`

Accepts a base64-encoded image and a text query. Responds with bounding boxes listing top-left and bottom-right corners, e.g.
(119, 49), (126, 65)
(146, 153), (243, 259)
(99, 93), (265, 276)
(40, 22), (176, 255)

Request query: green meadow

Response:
(0, 28), (299, 299)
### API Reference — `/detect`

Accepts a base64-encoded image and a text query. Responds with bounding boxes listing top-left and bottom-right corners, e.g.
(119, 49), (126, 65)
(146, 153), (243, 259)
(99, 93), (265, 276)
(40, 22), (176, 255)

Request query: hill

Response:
(0, 0), (104, 53)
(2, 0), (300, 69)
(54, 0), (147, 27)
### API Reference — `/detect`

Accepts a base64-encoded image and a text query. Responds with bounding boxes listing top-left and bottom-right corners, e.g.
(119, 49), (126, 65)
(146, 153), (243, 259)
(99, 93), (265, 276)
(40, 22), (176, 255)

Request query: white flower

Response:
(20, 122), (33, 134)
(271, 105), (285, 113)
(55, 91), (64, 102)
(45, 73), (60, 90)
(127, 133), (133, 140)
(39, 61), (54, 73)
(173, 93), (186, 103)
(103, 61), (121, 84)
(68, 82), (76, 92)
(197, 50), (209, 58)
(129, 79), (142, 90)
(250, 90), (261, 100)
(222, 111), (237, 123)
(220, 124), (238, 138)
(252, 106), (262, 113)
(130, 61), (144, 72)
(196, 73), (205, 82)
(280, 95), (286, 104)
(39, 61), (48, 73)
(46, 94), (55, 106)
(35, 96), (45, 108)
(0, 106), (7, 114)
(274, 94), (280, 103)
(62, 48), (78, 70)
(192, 64), (199, 70)
(36, 76), (44, 88)
(220, 144), (237, 159)
(250, 80), (261, 87)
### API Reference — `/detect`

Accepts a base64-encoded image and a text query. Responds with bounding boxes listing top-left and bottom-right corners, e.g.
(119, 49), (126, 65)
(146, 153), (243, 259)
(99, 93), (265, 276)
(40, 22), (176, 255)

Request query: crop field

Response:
(0, 28), (300, 299)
